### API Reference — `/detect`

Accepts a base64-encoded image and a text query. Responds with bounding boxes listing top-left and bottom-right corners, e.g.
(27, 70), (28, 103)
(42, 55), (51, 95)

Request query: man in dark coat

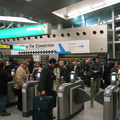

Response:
(37, 58), (56, 95)
(0, 61), (11, 116)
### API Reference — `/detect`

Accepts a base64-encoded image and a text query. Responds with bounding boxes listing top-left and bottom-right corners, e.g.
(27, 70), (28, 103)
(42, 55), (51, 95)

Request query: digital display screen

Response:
(111, 75), (116, 81)
(70, 74), (74, 79)
(37, 73), (40, 78)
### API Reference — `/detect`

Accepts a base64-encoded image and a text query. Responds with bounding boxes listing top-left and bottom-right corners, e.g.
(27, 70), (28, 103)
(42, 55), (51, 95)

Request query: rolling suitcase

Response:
(33, 95), (53, 120)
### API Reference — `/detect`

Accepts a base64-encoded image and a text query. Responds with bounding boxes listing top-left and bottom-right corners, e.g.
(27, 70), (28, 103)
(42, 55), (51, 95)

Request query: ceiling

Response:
(0, 0), (120, 28)
(0, 0), (83, 27)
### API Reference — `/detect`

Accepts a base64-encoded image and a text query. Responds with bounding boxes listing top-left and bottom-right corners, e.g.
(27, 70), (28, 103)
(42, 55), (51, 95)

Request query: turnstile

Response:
(103, 83), (120, 120)
(7, 81), (18, 107)
(95, 82), (120, 120)
(22, 81), (39, 117)
(57, 80), (91, 120)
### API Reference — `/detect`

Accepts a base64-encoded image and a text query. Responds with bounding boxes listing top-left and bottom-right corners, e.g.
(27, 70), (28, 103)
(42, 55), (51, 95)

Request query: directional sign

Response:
(0, 44), (11, 49)
(0, 23), (51, 39)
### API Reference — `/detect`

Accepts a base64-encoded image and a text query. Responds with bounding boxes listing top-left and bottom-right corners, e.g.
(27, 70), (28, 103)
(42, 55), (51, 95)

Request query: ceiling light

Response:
(103, 21), (107, 23)
(0, 16), (37, 23)
(25, 0), (32, 2)
(107, 20), (112, 22)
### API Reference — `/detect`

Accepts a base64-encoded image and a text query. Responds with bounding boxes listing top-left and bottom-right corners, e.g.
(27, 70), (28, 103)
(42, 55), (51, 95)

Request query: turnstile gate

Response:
(7, 81), (18, 107)
(22, 81), (39, 117)
(95, 83), (120, 120)
(57, 80), (91, 120)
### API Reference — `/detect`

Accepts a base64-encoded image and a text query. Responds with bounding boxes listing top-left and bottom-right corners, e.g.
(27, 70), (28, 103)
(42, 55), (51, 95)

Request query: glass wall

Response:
(86, 16), (98, 26)
(99, 12), (112, 29)
(115, 43), (120, 60)
(115, 8), (120, 41)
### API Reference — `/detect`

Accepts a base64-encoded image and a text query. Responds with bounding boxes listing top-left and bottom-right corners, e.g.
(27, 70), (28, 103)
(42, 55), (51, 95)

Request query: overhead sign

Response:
(12, 40), (90, 54)
(0, 44), (26, 51)
(0, 44), (11, 49)
(0, 23), (51, 39)
(12, 45), (26, 51)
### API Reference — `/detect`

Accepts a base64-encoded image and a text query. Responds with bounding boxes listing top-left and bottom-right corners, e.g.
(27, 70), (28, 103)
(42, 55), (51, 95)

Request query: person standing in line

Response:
(56, 60), (68, 89)
(90, 57), (102, 98)
(72, 60), (80, 80)
(37, 58), (56, 95)
(32, 62), (42, 80)
(66, 59), (73, 82)
(37, 58), (56, 119)
(14, 61), (29, 111)
(0, 61), (11, 116)
(28, 57), (35, 74)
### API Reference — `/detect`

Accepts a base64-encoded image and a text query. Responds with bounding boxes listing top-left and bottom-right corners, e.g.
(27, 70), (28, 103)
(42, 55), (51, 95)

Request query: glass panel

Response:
(73, 20), (85, 27)
(72, 15), (85, 27)
(108, 44), (113, 58)
(115, 8), (120, 41)
(86, 16), (98, 26)
(115, 43), (120, 60)
(99, 12), (112, 29)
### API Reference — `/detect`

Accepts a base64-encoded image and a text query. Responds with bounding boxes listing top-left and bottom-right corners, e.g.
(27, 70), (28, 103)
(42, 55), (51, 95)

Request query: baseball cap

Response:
(21, 61), (29, 66)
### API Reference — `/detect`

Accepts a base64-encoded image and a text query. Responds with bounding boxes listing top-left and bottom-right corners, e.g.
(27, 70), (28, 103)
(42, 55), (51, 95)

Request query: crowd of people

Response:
(0, 56), (120, 117)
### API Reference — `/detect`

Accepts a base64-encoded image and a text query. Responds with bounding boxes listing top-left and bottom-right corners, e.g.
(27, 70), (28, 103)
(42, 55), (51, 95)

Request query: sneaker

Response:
(1, 112), (11, 116)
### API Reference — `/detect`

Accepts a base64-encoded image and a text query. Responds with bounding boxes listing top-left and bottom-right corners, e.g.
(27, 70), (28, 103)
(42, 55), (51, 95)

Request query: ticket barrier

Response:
(95, 72), (120, 120)
(7, 80), (18, 107)
(22, 81), (39, 117)
(95, 83), (120, 120)
(57, 80), (91, 120)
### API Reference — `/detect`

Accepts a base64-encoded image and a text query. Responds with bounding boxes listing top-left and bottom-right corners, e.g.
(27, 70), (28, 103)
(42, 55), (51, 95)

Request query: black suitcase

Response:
(33, 95), (53, 120)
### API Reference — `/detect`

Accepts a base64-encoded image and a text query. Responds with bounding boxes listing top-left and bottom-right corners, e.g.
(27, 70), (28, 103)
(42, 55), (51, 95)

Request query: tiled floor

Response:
(0, 86), (104, 120)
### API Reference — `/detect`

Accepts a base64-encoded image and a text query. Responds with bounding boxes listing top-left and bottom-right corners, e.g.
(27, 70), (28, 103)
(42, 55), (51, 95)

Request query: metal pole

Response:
(90, 77), (94, 108)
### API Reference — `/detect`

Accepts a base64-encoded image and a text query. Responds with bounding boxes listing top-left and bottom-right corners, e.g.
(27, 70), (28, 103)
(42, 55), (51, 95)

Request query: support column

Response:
(112, 8), (115, 58)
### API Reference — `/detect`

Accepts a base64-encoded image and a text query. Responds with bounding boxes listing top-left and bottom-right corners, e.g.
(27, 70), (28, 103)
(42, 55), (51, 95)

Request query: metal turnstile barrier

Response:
(7, 81), (18, 107)
(95, 82), (120, 120)
(57, 80), (91, 120)
(22, 81), (39, 117)
(103, 83), (120, 120)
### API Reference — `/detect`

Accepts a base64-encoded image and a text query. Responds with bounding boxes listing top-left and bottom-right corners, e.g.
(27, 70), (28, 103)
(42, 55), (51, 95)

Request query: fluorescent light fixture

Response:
(25, 0), (32, 2)
(116, 17), (120, 20)
(0, 16), (38, 23)
(116, 27), (120, 31)
(107, 20), (112, 22)
(92, 2), (104, 8)
(103, 21), (107, 23)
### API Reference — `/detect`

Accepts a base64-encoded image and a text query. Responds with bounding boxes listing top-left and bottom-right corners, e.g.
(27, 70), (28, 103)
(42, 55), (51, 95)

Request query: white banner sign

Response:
(11, 40), (90, 54)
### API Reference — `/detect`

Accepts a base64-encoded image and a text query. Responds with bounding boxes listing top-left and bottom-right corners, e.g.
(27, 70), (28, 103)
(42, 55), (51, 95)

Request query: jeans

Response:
(0, 95), (7, 113)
